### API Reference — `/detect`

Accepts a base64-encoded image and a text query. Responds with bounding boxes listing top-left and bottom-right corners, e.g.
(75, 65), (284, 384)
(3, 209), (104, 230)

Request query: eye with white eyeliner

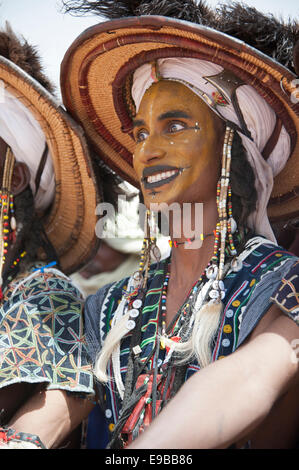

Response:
(135, 129), (149, 143)
(166, 121), (187, 134)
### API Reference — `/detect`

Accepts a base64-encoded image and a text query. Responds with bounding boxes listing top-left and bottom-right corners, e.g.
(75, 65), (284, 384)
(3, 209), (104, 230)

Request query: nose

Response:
(134, 134), (166, 165)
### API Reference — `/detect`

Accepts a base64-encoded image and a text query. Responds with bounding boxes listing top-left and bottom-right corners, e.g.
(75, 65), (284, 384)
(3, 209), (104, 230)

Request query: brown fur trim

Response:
(0, 22), (55, 92)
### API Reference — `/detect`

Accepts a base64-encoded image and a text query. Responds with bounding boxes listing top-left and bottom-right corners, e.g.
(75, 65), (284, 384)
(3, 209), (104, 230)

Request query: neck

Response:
(167, 199), (219, 285)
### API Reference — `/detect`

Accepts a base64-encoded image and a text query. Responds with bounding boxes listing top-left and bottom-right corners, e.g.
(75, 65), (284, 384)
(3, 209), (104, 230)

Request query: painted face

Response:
(132, 80), (225, 208)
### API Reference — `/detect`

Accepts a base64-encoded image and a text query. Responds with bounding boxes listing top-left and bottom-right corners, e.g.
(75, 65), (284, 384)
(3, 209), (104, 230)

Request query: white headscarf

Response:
(0, 87), (55, 211)
(132, 58), (291, 242)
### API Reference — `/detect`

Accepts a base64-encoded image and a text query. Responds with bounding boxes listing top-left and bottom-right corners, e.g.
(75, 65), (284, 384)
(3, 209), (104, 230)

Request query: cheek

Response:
(132, 154), (140, 176)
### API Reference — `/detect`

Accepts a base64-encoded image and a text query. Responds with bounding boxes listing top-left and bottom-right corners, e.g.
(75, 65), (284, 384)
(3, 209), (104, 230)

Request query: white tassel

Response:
(159, 279), (222, 368)
(94, 274), (137, 396)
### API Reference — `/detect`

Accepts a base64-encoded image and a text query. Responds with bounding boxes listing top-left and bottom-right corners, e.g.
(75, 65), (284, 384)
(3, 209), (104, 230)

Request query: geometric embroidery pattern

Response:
(0, 269), (94, 394)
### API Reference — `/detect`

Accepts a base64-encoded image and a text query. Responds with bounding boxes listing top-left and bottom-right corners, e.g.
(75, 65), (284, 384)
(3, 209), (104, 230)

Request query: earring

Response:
(132, 209), (160, 293)
(0, 147), (16, 296)
(216, 126), (235, 280)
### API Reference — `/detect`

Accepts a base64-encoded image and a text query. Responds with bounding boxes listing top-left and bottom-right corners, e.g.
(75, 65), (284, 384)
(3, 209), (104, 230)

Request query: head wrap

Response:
(0, 87), (55, 211)
(132, 58), (291, 242)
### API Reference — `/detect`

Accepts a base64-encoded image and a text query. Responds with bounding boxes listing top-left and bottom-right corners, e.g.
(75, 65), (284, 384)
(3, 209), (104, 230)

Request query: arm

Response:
(129, 305), (299, 449)
(7, 389), (96, 449)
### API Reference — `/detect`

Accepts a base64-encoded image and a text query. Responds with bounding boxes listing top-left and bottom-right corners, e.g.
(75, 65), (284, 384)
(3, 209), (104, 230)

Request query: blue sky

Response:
(1, 0), (298, 98)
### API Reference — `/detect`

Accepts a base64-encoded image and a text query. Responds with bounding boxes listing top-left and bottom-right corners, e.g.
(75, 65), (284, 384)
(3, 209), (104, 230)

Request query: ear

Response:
(11, 162), (31, 196)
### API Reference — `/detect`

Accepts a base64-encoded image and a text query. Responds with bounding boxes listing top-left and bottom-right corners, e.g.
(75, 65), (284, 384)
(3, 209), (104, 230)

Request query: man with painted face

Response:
(4, 1), (299, 449)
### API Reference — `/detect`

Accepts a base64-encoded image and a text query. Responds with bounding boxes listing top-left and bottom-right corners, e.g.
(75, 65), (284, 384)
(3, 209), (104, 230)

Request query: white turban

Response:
(132, 58), (291, 242)
(0, 87), (55, 211)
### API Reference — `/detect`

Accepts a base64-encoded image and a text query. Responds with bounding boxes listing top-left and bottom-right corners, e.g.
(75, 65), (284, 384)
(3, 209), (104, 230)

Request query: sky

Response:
(0, 0), (298, 100)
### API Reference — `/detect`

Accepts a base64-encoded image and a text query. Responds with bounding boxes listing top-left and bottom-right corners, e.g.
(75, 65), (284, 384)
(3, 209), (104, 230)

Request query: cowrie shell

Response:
(212, 280), (224, 291)
(231, 257), (243, 272)
(230, 217), (237, 234)
(206, 265), (218, 280)
(209, 289), (220, 299)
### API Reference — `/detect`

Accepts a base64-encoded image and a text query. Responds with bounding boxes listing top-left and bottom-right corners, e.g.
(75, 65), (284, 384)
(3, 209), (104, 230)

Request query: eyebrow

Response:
(132, 110), (191, 128)
(132, 119), (145, 129)
(158, 110), (191, 121)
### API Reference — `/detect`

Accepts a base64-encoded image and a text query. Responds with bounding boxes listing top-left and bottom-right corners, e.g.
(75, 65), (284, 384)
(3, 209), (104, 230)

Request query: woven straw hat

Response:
(60, 15), (299, 223)
(0, 56), (100, 274)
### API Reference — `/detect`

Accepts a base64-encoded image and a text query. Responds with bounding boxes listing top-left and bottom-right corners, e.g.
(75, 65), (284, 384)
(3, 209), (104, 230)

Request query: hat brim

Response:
(61, 15), (299, 222)
(0, 56), (100, 274)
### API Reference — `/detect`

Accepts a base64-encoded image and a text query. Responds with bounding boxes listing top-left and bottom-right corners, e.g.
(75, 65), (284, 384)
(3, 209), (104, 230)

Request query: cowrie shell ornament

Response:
(231, 257), (243, 272)
(206, 265), (218, 280)
(229, 217), (237, 234)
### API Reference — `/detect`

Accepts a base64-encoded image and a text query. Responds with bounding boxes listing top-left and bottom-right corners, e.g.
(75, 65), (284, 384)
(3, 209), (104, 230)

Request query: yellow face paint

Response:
(132, 80), (225, 208)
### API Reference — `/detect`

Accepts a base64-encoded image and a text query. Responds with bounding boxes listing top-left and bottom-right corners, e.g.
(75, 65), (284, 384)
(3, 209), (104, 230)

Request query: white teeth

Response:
(147, 170), (177, 184)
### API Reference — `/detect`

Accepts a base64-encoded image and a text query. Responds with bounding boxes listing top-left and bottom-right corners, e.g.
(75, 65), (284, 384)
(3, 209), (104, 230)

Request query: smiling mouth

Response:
(141, 165), (188, 189)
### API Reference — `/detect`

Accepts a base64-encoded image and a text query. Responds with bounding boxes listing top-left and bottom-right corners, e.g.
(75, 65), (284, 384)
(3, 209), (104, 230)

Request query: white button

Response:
(129, 308), (139, 318)
(226, 309), (234, 317)
(126, 319), (136, 330)
(105, 409), (112, 419)
(222, 339), (230, 347)
(133, 299), (142, 309)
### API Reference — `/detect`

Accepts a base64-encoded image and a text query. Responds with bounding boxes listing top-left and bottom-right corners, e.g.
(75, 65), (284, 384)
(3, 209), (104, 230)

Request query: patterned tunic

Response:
(84, 237), (299, 446)
(0, 266), (94, 394)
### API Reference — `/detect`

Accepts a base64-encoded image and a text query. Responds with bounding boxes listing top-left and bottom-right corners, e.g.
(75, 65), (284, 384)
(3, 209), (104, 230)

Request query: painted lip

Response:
(141, 165), (185, 189)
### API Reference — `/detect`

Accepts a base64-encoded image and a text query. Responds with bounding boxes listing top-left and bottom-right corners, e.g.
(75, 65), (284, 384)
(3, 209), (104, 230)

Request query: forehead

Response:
(136, 80), (214, 121)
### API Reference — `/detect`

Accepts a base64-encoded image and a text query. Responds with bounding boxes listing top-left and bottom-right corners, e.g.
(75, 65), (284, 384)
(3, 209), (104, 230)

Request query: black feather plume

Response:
(61, 0), (299, 73)
(61, 0), (216, 24)
(215, 3), (298, 73)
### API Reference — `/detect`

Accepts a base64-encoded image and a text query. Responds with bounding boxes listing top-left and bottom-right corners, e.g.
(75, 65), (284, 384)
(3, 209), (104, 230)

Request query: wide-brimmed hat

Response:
(60, 12), (299, 223)
(0, 55), (101, 274)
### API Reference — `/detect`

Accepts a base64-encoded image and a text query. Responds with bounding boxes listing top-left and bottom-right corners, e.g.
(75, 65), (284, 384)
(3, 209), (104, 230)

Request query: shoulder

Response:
(84, 261), (164, 345)
(84, 277), (131, 338)
(270, 259), (299, 325)
(5, 266), (84, 303)
(240, 236), (296, 269)
(226, 237), (298, 348)
(83, 276), (132, 363)
(85, 276), (131, 316)
(234, 236), (298, 290)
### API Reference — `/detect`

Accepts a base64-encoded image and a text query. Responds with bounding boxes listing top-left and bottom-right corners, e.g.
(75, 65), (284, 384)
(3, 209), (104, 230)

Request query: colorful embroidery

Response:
(85, 239), (298, 440)
(270, 259), (299, 323)
(0, 268), (94, 394)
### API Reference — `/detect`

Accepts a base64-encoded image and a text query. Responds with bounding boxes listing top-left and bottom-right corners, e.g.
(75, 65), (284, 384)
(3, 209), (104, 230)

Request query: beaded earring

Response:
(205, 126), (236, 303)
(0, 147), (17, 295)
(132, 209), (161, 294)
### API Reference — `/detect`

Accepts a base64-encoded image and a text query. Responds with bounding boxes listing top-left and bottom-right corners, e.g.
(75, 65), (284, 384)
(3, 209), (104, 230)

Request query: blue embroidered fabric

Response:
(84, 238), (299, 446)
(0, 268), (94, 395)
